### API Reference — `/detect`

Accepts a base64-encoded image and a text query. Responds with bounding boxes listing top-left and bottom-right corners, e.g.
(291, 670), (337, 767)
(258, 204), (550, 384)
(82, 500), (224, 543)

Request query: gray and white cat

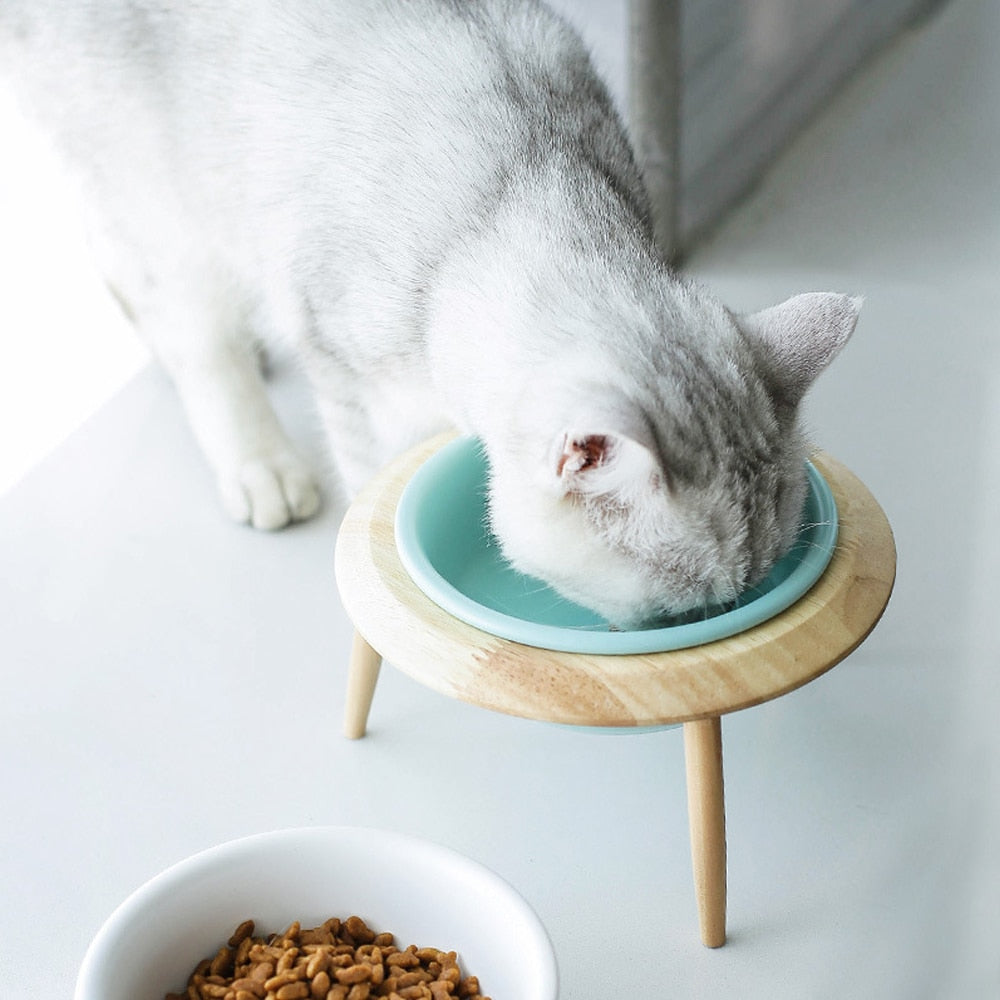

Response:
(1, 0), (859, 626)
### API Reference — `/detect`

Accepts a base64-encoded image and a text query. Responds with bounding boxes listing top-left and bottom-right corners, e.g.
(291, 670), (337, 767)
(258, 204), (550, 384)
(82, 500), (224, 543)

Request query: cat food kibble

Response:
(164, 917), (491, 1000)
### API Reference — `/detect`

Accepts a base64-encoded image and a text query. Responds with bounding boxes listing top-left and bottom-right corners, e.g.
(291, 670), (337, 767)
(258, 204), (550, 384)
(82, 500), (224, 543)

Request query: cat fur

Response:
(0, 0), (860, 624)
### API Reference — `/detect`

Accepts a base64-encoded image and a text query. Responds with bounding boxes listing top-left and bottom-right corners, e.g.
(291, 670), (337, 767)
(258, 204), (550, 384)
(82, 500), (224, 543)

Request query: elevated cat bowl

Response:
(335, 432), (895, 948)
(394, 436), (838, 654)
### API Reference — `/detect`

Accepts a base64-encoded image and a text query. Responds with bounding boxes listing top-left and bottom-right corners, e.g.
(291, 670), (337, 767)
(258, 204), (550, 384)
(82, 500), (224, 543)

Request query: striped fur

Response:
(1, 0), (859, 623)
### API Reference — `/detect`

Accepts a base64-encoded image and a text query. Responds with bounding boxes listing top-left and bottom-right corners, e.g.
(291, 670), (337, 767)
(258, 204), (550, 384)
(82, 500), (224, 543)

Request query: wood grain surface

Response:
(335, 433), (896, 729)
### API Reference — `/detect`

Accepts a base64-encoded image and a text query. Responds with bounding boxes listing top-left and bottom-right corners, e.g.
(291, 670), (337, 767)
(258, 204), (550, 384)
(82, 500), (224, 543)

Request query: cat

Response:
(0, 0), (859, 627)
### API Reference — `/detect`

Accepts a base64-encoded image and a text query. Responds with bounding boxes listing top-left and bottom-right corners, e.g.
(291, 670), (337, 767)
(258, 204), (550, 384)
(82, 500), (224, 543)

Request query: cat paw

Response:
(217, 455), (321, 530)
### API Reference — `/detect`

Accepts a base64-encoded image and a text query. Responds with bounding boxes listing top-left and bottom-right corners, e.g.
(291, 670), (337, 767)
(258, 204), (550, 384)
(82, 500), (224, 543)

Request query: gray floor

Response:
(2, 1), (998, 997)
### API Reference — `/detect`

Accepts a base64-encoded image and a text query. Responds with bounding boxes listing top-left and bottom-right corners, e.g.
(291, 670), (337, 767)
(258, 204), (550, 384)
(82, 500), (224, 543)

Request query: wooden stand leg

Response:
(343, 631), (382, 739)
(683, 715), (727, 947)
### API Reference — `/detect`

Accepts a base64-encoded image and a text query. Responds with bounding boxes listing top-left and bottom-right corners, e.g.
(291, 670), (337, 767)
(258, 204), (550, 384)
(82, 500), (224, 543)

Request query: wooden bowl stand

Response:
(335, 434), (896, 947)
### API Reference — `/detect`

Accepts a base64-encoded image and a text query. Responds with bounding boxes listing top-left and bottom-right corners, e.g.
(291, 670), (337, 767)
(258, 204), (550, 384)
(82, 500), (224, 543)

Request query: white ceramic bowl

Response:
(75, 826), (558, 1000)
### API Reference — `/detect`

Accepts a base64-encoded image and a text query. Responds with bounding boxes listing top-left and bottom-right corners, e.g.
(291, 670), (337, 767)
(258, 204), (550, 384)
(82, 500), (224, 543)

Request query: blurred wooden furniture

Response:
(335, 433), (896, 947)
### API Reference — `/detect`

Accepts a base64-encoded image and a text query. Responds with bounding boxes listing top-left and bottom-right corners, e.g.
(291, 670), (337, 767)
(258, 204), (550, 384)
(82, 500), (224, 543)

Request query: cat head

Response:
(487, 291), (860, 627)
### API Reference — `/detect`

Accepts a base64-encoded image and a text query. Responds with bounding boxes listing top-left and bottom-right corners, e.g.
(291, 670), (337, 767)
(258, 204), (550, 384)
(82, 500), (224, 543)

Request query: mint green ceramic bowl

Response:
(395, 437), (837, 654)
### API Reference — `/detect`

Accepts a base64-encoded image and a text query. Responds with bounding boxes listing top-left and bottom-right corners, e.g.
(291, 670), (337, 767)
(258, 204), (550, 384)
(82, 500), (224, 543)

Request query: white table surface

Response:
(2, 1), (998, 997)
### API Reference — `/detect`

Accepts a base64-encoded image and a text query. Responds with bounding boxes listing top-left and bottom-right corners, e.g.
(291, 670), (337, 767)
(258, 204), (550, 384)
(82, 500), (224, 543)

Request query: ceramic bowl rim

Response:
(75, 825), (558, 1000)
(395, 436), (839, 654)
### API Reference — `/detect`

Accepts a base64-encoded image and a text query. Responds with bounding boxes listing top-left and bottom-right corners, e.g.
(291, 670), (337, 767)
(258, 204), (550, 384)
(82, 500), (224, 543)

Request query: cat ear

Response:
(558, 434), (611, 478)
(556, 431), (661, 497)
(737, 292), (861, 405)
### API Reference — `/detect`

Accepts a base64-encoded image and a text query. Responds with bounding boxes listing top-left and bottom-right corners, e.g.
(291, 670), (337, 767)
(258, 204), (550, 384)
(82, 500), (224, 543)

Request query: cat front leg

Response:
(300, 349), (449, 500)
(144, 306), (321, 530)
(308, 389), (387, 500)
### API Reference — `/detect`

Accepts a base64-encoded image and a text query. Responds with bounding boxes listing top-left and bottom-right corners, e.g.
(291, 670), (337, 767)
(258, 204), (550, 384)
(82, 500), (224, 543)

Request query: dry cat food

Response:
(164, 916), (491, 1000)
